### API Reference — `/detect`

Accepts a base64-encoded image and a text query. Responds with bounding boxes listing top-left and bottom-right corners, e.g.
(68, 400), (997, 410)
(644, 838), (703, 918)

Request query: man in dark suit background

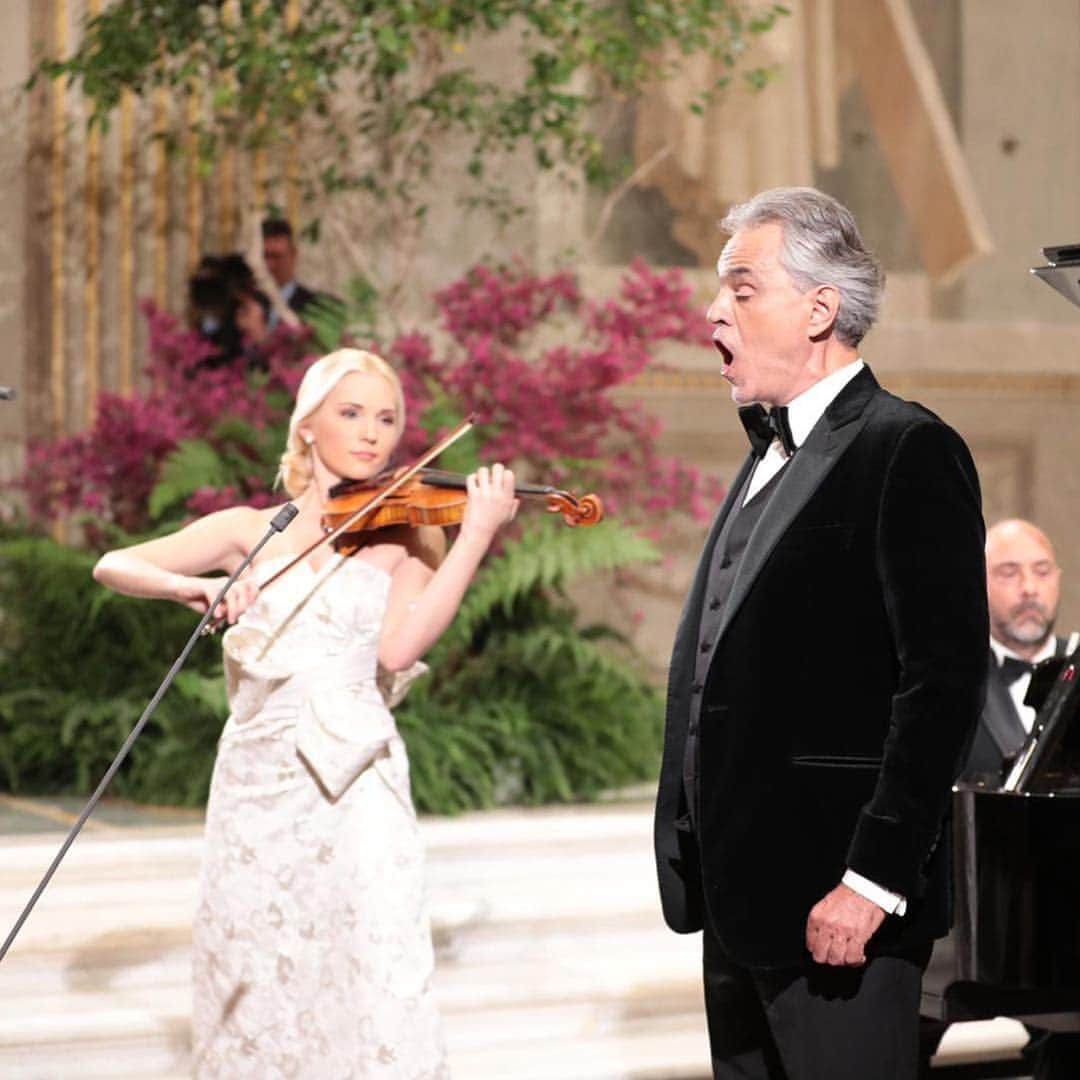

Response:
(964, 518), (1073, 782)
(653, 187), (988, 1078)
(262, 218), (321, 325)
(959, 518), (1080, 1079)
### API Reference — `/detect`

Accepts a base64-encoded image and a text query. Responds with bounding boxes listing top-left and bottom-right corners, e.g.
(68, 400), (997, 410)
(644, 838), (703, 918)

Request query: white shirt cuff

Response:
(843, 869), (907, 916)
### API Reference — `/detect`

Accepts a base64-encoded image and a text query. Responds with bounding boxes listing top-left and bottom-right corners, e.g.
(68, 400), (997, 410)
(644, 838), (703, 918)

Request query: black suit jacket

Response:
(963, 638), (1070, 781)
(288, 282), (320, 316)
(654, 366), (988, 968)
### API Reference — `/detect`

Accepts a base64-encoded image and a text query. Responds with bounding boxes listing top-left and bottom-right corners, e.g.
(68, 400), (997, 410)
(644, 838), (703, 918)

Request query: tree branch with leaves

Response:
(34, 0), (787, 316)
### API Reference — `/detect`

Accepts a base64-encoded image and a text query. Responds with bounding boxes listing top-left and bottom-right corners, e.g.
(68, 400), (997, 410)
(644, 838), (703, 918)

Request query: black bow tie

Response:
(738, 405), (797, 458)
(999, 655), (1035, 686)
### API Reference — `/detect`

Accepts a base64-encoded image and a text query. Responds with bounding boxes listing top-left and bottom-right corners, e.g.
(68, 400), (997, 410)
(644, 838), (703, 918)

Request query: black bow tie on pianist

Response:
(738, 405), (797, 458)
(999, 655), (1036, 686)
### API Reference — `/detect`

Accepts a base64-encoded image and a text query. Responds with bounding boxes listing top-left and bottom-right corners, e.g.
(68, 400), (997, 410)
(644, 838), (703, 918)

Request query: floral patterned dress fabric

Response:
(192, 554), (449, 1079)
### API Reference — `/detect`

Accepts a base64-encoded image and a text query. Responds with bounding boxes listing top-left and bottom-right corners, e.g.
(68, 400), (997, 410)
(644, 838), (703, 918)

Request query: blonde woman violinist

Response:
(94, 349), (518, 1078)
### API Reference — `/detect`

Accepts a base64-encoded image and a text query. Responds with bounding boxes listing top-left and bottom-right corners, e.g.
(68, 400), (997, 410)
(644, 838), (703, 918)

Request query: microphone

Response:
(270, 502), (299, 532)
(0, 387), (15, 401)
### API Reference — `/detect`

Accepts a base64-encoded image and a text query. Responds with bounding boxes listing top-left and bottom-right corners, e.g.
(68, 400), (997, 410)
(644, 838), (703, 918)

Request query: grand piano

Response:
(921, 648), (1080, 1075)
(916, 241), (1080, 1075)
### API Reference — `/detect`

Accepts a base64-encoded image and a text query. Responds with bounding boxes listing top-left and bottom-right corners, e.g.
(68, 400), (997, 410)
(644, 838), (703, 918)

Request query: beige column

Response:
(0, 5), (32, 488)
(957, 0), (1080, 322)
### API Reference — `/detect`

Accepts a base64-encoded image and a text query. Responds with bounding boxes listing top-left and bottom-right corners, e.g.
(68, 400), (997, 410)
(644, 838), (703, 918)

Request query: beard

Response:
(998, 602), (1056, 649)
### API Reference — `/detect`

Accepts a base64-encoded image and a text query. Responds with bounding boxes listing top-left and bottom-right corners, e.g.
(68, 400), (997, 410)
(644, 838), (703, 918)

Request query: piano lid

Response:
(1004, 648), (1080, 793)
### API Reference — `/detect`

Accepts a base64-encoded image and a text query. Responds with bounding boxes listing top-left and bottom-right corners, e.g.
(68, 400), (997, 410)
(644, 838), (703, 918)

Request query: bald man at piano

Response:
(962, 519), (1077, 784)
(960, 517), (1080, 1079)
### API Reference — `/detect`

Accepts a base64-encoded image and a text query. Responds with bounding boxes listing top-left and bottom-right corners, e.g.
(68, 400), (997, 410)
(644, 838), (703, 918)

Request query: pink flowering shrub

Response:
(20, 260), (723, 542)
(21, 304), (312, 539)
(390, 257), (723, 522)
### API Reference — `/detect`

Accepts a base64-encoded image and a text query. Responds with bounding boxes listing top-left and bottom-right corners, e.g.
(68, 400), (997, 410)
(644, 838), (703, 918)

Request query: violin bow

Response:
(202, 415), (475, 634)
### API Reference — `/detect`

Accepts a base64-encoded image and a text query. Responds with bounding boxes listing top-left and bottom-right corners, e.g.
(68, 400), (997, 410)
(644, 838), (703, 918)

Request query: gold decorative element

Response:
(219, 0), (239, 245)
(49, 0), (68, 435)
(254, 145), (267, 214)
(119, 89), (136, 394)
(154, 86), (169, 306)
(83, 0), (102, 426)
(286, 0), (301, 230)
(253, 0), (268, 212)
(286, 140), (301, 233)
(220, 148), (236, 248)
(187, 85), (203, 269)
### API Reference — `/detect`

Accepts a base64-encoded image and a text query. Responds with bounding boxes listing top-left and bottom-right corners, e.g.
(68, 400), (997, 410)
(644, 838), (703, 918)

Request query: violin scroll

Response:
(545, 491), (603, 527)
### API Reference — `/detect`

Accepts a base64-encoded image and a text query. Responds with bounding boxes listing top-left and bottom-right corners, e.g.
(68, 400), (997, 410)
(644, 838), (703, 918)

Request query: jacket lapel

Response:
(708, 366), (880, 653)
(981, 655), (1026, 757)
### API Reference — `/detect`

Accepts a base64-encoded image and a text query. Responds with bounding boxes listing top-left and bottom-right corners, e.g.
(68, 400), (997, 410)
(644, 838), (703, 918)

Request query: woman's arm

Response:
(378, 467), (517, 671)
(92, 505), (266, 621)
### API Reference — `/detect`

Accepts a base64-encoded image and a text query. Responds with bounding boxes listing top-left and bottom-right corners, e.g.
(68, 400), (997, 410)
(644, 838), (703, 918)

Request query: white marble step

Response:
(0, 804), (1032, 1079)
(1, 815), (664, 959)
(0, 805), (709, 1079)
(449, 1015), (710, 1080)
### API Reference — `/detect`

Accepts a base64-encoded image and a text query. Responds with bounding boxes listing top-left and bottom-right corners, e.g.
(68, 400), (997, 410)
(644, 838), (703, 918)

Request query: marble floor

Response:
(0, 795), (1030, 1079)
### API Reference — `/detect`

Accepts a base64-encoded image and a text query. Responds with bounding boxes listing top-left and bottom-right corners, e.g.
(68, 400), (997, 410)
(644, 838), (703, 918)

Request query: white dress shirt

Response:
(989, 634), (1059, 733)
(267, 280), (298, 329)
(743, 360), (865, 502)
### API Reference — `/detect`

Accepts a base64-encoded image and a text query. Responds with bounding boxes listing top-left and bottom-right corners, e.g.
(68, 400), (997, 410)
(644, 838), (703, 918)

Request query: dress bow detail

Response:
(295, 686), (397, 799)
(222, 624), (420, 801)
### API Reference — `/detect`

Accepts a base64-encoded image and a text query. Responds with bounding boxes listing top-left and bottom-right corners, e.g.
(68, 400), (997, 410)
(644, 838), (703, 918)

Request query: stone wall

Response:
(0, 4), (29, 491)
(4, 0), (1080, 659)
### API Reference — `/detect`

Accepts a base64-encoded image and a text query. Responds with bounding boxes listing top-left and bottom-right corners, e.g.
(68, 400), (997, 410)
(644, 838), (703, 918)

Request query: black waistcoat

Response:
(682, 462), (785, 825)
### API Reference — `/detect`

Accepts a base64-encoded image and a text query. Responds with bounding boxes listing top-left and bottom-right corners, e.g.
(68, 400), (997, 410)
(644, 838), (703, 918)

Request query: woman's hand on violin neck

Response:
(459, 465), (519, 544)
(177, 572), (259, 625)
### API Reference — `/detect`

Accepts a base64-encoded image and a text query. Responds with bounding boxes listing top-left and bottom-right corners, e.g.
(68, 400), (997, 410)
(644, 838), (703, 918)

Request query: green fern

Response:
(446, 516), (659, 645)
(0, 514), (662, 813)
(149, 439), (232, 519)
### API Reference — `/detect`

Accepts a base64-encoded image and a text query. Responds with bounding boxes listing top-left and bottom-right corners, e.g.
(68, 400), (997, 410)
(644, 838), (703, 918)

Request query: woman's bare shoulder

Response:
(181, 503), (299, 562)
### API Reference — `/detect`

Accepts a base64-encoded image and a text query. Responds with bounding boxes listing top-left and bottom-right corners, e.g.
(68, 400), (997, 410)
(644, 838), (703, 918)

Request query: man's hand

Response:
(805, 882), (886, 966)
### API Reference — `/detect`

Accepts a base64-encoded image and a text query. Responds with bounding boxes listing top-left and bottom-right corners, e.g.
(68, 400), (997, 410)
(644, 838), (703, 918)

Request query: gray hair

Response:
(720, 187), (884, 347)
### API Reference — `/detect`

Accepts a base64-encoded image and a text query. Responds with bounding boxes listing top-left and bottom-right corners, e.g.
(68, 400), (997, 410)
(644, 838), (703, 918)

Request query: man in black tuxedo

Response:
(654, 187), (988, 1079)
(964, 518), (1071, 782)
(262, 218), (322, 325)
(960, 519), (1080, 1079)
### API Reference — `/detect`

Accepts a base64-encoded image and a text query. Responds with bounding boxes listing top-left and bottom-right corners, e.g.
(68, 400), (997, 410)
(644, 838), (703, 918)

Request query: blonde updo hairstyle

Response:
(277, 348), (406, 498)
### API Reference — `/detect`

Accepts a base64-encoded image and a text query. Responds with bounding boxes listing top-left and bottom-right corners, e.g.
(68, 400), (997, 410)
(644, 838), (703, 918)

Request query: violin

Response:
(323, 468), (603, 554)
(226, 417), (603, 617)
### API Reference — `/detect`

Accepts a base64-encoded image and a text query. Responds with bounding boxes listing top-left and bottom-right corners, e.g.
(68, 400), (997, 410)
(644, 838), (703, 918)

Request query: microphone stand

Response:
(0, 502), (299, 964)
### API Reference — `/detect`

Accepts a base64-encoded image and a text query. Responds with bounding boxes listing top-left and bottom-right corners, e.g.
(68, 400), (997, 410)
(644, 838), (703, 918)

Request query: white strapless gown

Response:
(191, 553), (449, 1079)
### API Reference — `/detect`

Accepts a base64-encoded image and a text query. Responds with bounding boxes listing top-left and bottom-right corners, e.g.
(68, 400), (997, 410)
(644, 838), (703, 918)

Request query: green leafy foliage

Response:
(31, 1), (787, 274)
(149, 439), (235, 520)
(445, 516), (658, 645)
(148, 409), (290, 524)
(0, 536), (228, 803)
(398, 517), (663, 813)
(0, 516), (661, 813)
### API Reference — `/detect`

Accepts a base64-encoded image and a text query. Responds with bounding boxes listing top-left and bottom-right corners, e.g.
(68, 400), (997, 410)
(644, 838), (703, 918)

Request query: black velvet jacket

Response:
(654, 366), (988, 968)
